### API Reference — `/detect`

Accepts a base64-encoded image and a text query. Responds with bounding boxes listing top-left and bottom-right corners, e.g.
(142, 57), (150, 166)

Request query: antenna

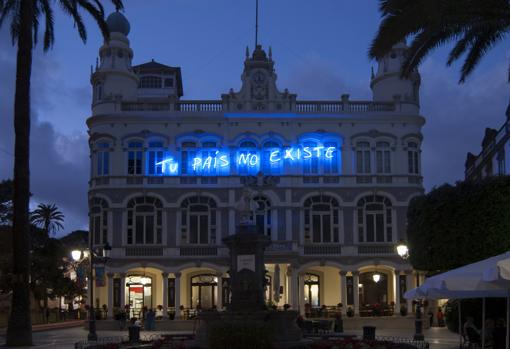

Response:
(255, 0), (259, 47)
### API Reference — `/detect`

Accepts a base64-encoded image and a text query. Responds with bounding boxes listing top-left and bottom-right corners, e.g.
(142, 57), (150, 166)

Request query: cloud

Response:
(0, 29), (89, 235)
(419, 57), (509, 190)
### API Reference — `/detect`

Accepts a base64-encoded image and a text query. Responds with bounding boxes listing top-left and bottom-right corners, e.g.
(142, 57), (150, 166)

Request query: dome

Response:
(106, 11), (130, 36)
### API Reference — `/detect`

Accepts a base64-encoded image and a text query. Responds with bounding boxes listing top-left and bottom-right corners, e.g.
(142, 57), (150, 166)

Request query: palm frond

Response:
(40, 0), (55, 51)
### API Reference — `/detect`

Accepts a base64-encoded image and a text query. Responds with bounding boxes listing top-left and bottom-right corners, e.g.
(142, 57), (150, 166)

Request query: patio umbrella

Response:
(404, 251), (510, 349)
(273, 264), (281, 303)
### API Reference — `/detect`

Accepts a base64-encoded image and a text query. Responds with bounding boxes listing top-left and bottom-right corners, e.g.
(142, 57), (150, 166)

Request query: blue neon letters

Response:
(152, 145), (338, 176)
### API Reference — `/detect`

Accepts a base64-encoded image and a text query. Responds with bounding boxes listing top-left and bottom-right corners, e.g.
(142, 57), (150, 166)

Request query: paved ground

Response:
(0, 326), (461, 349)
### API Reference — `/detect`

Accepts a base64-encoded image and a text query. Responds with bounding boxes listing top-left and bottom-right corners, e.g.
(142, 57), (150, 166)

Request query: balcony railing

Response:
(119, 100), (396, 113)
(303, 244), (342, 255)
(125, 246), (164, 257)
(357, 245), (396, 255)
(180, 246), (218, 256)
(266, 241), (295, 252)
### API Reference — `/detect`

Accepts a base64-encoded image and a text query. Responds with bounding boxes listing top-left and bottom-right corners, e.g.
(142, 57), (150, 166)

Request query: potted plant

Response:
(400, 304), (408, 316)
(346, 306), (354, 317)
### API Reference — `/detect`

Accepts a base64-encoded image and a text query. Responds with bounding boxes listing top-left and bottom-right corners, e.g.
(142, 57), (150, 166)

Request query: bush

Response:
(208, 321), (273, 349)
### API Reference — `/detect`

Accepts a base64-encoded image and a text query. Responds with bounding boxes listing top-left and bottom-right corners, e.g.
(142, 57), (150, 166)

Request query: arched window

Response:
(304, 273), (320, 307)
(357, 195), (393, 243)
(181, 141), (197, 175)
(251, 196), (271, 237)
(127, 196), (163, 245)
(237, 140), (259, 175)
(303, 141), (319, 175)
(376, 141), (391, 174)
(90, 197), (108, 245)
(407, 142), (419, 174)
(323, 141), (339, 174)
(127, 140), (143, 175)
(139, 76), (162, 89)
(147, 140), (165, 175)
(304, 195), (340, 243)
(356, 141), (371, 174)
(95, 141), (110, 176)
(261, 140), (281, 174)
(181, 197), (217, 245)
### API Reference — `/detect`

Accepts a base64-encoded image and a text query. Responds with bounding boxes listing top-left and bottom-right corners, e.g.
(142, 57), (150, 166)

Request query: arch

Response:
(351, 191), (398, 205)
(176, 262), (227, 273)
(350, 260), (402, 272)
(121, 130), (170, 145)
(88, 193), (114, 207)
(107, 261), (167, 273)
(298, 191), (344, 206)
(297, 132), (344, 146)
(350, 129), (397, 144)
(121, 192), (168, 207)
(89, 133), (116, 147)
(175, 132), (224, 147)
(230, 132), (259, 145)
(175, 192), (223, 207)
(257, 189), (281, 206)
(296, 260), (346, 274)
(401, 132), (423, 142)
(258, 132), (288, 146)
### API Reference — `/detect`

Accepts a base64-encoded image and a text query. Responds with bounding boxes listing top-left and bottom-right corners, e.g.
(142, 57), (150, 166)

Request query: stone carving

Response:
(235, 187), (257, 225)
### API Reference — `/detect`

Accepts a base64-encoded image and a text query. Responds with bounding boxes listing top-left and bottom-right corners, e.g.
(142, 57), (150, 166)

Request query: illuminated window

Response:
(96, 142), (110, 176)
(323, 141), (339, 174)
(181, 142), (197, 175)
(90, 197), (108, 245)
(127, 141), (143, 175)
(251, 196), (271, 237)
(407, 142), (419, 174)
(303, 141), (319, 175)
(238, 140), (259, 175)
(147, 141), (164, 175)
(376, 141), (391, 174)
(181, 197), (217, 245)
(261, 141), (281, 175)
(304, 195), (340, 243)
(304, 273), (320, 307)
(356, 142), (371, 174)
(126, 196), (163, 245)
(357, 195), (393, 243)
(139, 76), (162, 89)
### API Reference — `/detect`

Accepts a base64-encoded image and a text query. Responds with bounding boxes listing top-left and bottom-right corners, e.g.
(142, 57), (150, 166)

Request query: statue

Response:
(235, 187), (258, 225)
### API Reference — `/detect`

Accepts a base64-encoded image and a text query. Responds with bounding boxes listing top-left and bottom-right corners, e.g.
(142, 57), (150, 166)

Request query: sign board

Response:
(237, 254), (256, 272)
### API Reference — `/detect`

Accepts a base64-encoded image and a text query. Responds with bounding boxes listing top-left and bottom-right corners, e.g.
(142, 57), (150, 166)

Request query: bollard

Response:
(128, 325), (140, 342)
(362, 325), (376, 340)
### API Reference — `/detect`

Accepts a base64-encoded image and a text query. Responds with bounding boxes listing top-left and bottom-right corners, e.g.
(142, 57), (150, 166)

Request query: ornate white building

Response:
(88, 11), (425, 320)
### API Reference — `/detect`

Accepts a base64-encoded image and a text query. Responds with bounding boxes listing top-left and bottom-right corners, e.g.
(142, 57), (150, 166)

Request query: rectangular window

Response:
(312, 215), (321, 243)
(93, 216), (101, 244)
(408, 151), (419, 174)
(135, 216), (144, 244)
(145, 216), (154, 244)
(190, 216), (198, 244)
(323, 143), (339, 174)
(128, 151), (143, 175)
(366, 214), (375, 242)
(375, 214), (384, 242)
(376, 150), (391, 173)
(148, 150), (164, 175)
(200, 215), (208, 244)
(356, 150), (371, 173)
(322, 215), (331, 242)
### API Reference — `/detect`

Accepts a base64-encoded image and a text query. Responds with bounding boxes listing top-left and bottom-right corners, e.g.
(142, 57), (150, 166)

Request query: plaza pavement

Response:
(0, 326), (461, 349)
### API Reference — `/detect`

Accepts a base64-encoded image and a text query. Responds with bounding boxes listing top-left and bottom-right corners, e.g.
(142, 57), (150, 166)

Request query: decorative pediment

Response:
(221, 45), (297, 112)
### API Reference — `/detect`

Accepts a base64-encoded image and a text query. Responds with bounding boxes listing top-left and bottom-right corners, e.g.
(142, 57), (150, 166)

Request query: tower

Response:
(370, 41), (421, 110)
(90, 11), (138, 114)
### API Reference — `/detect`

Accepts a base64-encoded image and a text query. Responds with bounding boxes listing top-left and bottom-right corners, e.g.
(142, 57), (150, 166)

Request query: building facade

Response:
(88, 12), (425, 319)
(465, 108), (510, 181)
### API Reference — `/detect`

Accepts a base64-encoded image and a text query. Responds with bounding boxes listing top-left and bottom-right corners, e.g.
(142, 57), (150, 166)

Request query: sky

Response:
(0, 0), (509, 235)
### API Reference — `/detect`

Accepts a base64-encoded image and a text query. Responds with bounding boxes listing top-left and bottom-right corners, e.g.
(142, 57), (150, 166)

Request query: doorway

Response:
(190, 274), (217, 309)
(126, 275), (152, 318)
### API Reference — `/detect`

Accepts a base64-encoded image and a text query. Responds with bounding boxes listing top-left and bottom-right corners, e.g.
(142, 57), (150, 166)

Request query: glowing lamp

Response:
(372, 273), (381, 283)
(71, 250), (82, 262)
(396, 242), (409, 260)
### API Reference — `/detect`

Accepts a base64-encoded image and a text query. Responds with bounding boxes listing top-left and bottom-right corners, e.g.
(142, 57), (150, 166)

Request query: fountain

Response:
(194, 187), (304, 348)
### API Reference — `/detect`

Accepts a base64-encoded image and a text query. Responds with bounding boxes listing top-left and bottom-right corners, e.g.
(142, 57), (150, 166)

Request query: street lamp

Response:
(396, 241), (409, 260)
(72, 242), (111, 342)
(372, 273), (381, 283)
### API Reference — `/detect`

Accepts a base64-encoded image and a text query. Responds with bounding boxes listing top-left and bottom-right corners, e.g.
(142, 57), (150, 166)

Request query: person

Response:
(484, 318), (495, 346)
(118, 310), (127, 330)
(134, 317), (142, 328)
(427, 309), (434, 327)
(464, 317), (481, 345)
(493, 318), (506, 349)
(155, 306), (163, 320)
(436, 307), (444, 327)
(145, 308), (155, 331)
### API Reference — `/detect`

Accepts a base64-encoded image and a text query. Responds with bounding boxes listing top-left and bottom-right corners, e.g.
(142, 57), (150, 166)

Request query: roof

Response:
(132, 60), (184, 97)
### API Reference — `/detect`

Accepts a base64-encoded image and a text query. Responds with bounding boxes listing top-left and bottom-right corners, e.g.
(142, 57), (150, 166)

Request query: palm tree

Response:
(369, 0), (510, 82)
(1, 0), (123, 346)
(31, 203), (65, 236)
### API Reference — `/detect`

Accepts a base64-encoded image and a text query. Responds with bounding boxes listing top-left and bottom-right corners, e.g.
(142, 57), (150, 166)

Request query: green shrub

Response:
(208, 321), (273, 349)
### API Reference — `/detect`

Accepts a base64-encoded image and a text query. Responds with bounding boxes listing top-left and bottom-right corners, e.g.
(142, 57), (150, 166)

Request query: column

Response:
(352, 271), (360, 316)
(298, 272), (305, 316)
(119, 273), (126, 310)
(162, 272), (169, 319)
(394, 270), (401, 315)
(216, 272), (223, 310)
(405, 270), (413, 313)
(174, 272), (182, 319)
(339, 271), (348, 315)
(107, 273), (115, 319)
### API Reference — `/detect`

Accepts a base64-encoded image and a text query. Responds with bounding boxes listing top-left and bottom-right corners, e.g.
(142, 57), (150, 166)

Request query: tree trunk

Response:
(6, 0), (34, 346)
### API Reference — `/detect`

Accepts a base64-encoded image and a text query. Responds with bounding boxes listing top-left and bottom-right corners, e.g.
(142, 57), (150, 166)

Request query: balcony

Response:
(357, 244), (396, 255)
(180, 246), (218, 256)
(125, 246), (164, 257)
(303, 244), (342, 255)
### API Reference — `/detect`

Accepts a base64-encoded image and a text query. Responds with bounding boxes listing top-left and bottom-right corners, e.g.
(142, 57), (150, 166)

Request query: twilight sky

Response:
(0, 0), (509, 235)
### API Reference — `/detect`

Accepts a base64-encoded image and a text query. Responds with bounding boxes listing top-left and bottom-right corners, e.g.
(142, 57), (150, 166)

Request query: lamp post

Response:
(72, 242), (111, 342)
(395, 241), (424, 341)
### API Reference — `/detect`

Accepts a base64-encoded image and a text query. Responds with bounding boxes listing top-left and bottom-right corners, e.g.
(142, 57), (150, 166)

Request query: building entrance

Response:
(126, 275), (152, 318)
(190, 274), (217, 309)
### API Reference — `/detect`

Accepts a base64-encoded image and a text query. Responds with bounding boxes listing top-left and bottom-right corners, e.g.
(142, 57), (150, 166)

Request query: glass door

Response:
(126, 276), (152, 318)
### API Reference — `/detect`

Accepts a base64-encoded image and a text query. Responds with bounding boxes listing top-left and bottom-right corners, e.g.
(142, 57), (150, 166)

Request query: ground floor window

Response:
(126, 275), (152, 318)
(190, 274), (217, 309)
(304, 273), (320, 307)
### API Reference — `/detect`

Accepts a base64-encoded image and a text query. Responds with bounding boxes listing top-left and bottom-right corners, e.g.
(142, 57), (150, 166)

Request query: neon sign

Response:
(151, 144), (340, 176)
